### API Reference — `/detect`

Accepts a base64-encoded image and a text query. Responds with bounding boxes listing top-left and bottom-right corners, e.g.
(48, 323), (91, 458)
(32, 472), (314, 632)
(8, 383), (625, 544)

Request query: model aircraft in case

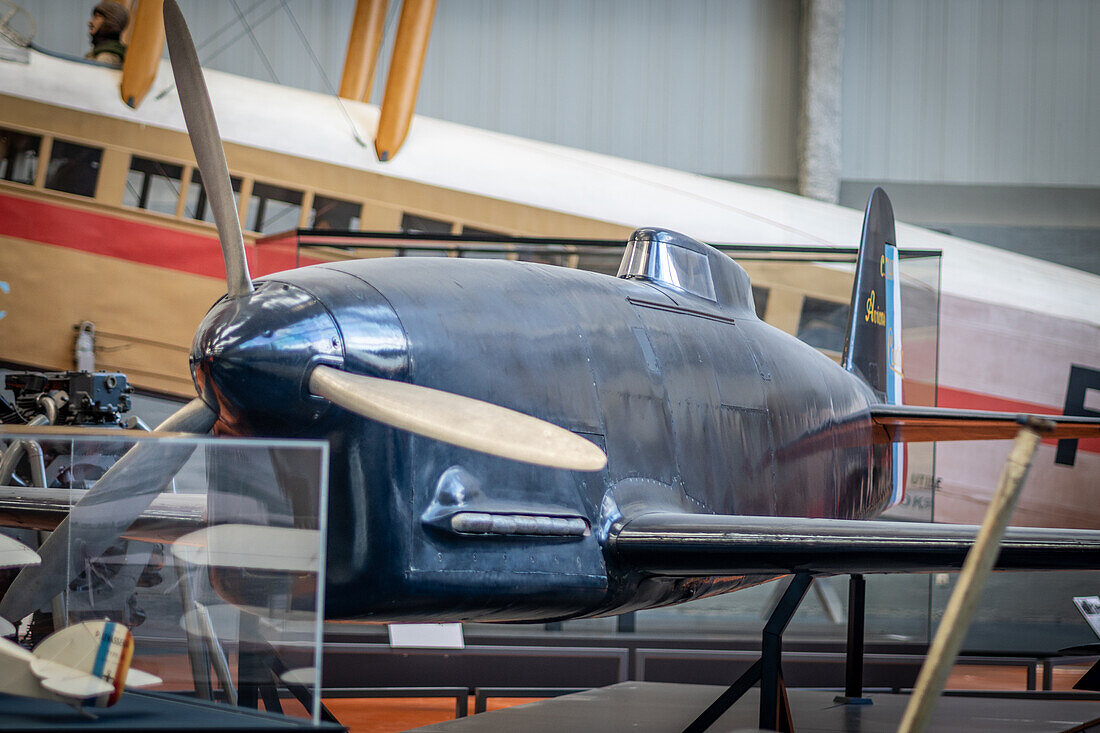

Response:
(0, 619), (162, 714)
(1, 0), (1099, 628)
(0, 535), (160, 713)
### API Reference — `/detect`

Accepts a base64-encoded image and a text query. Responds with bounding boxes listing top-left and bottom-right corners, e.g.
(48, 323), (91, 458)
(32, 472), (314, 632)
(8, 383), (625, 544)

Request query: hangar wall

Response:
(24, 0), (802, 181)
(843, 0), (1099, 187)
(19, 0), (1097, 187)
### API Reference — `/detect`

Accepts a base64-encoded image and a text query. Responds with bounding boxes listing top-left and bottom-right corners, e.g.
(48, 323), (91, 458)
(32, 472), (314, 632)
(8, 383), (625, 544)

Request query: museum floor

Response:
(316, 662), (1093, 733)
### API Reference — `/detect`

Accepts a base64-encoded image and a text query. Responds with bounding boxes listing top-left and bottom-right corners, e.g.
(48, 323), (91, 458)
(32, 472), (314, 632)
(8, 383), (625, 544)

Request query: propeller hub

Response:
(190, 281), (343, 433)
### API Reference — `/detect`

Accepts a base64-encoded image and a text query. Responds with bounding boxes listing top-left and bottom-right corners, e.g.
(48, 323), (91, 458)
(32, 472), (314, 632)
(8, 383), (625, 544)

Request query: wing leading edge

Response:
(609, 513), (1100, 576)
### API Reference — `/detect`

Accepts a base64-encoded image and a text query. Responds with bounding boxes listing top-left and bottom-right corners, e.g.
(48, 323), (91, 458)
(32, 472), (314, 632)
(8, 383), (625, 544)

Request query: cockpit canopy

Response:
(617, 228), (757, 316)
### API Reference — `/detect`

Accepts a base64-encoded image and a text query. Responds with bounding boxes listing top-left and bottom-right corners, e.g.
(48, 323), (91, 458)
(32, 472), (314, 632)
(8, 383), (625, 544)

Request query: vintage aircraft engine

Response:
(0, 370), (155, 636)
(2, 371), (132, 429)
(1, 370), (136, 490)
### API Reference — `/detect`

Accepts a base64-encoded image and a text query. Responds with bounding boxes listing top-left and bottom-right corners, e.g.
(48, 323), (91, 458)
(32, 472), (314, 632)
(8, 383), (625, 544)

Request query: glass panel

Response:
(44, 139), (102, 197)
(123, 156), (183, 215)
(0, 128), (41, 184)
(660, 245), (715, 300)
(249, 181), (303, 234)
(310, 194), (361, 230)
(617, 235), (716, 300)
(616, 239), (649, 278)
(0, 427), (328, 724)
(796, 296), (849, 353)
(185, 171), (242, 224)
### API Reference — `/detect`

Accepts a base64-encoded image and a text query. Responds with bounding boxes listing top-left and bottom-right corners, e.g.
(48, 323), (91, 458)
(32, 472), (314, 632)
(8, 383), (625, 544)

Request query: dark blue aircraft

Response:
(3, 1), (1100, 627)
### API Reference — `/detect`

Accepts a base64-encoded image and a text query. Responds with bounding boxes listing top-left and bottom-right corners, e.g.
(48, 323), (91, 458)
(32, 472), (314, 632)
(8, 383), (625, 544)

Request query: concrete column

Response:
(798, 0), (844, 203)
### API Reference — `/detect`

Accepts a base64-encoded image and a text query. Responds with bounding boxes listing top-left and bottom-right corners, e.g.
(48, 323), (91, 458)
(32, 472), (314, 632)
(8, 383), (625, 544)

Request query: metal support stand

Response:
(237, 612), (269, 710)
(834, 573), (872, 704)
(684, 572), (813, 733)
(172, 557), (217, 701)
(235, 630), (340, 724)
(762, 574), (843, 625)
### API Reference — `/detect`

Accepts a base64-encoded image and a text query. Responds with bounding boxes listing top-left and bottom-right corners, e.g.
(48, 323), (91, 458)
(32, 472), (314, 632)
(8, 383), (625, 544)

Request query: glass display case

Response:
(0, 427), (329, 723)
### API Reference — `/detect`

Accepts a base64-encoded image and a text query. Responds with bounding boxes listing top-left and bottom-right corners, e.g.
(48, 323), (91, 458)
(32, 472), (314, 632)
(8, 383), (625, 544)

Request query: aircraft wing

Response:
(122, 668), (163, 689)
(171, 524), (321, 572)
(30, 659), (115, 700)
(609, 513), (1100, 576)
(0, 486), (206, 538)
(869, 405), (1100, 443)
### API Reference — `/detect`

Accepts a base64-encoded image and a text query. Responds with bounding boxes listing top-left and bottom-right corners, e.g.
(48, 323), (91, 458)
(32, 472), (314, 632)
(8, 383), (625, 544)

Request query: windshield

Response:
(617, 232), (716, 301)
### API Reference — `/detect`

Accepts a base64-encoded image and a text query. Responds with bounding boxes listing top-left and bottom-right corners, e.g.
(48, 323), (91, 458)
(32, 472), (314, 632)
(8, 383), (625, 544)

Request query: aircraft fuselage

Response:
(192, 252), (891, 621)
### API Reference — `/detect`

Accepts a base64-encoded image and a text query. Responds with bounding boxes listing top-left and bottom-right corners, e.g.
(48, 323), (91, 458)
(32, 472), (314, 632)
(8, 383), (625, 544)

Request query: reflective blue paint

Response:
(91, 621), (115, 679)
(884, 242), (905, 507)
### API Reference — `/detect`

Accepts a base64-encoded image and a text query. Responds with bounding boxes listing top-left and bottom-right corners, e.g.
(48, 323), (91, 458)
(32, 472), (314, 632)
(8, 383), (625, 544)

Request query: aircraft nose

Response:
(190, 281), (343, 431)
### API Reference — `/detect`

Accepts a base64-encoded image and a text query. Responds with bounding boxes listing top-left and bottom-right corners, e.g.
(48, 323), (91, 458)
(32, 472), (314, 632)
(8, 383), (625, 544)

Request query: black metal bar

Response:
(259, 679), (283, 714)
(777, 671), (793, 733)
(844, 574), (867, 699)
(682, 660), (761, 733)
(289, 227), (942, 259)
(138, 171), (152, 209)
(284, 683), (341, 724)
(760, 636), (782, 728)
(264, 649), (341, 723)
(236, 612), (264, 710)
(760, 573), (813, 730)
(684, 573), (814, 733)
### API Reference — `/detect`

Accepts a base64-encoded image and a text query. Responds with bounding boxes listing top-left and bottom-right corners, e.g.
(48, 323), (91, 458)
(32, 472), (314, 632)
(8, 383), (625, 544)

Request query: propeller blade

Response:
(162, 0), (252, 299)
(309, 365), (607, 472)
(0, 399), (216, 623)
(171, 524), (321, 572)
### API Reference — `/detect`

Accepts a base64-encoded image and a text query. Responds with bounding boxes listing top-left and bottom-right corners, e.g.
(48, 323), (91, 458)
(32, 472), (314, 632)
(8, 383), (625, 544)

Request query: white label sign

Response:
(387, 623), (465, 649)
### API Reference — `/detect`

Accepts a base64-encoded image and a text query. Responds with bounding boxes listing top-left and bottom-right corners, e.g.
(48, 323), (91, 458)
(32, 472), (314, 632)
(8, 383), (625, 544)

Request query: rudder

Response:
(842, 188), (906, 508)
(841, 187), (902, 406)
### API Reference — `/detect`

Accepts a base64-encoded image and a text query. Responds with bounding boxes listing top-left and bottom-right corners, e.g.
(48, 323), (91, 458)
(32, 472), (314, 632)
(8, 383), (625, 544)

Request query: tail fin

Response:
(31, 620), (134, 706)
(841, 187), (903, 406)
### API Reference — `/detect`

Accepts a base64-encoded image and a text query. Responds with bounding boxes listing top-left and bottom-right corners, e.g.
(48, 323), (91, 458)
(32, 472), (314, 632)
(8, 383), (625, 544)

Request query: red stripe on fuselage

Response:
(0, 191), (322, 277)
